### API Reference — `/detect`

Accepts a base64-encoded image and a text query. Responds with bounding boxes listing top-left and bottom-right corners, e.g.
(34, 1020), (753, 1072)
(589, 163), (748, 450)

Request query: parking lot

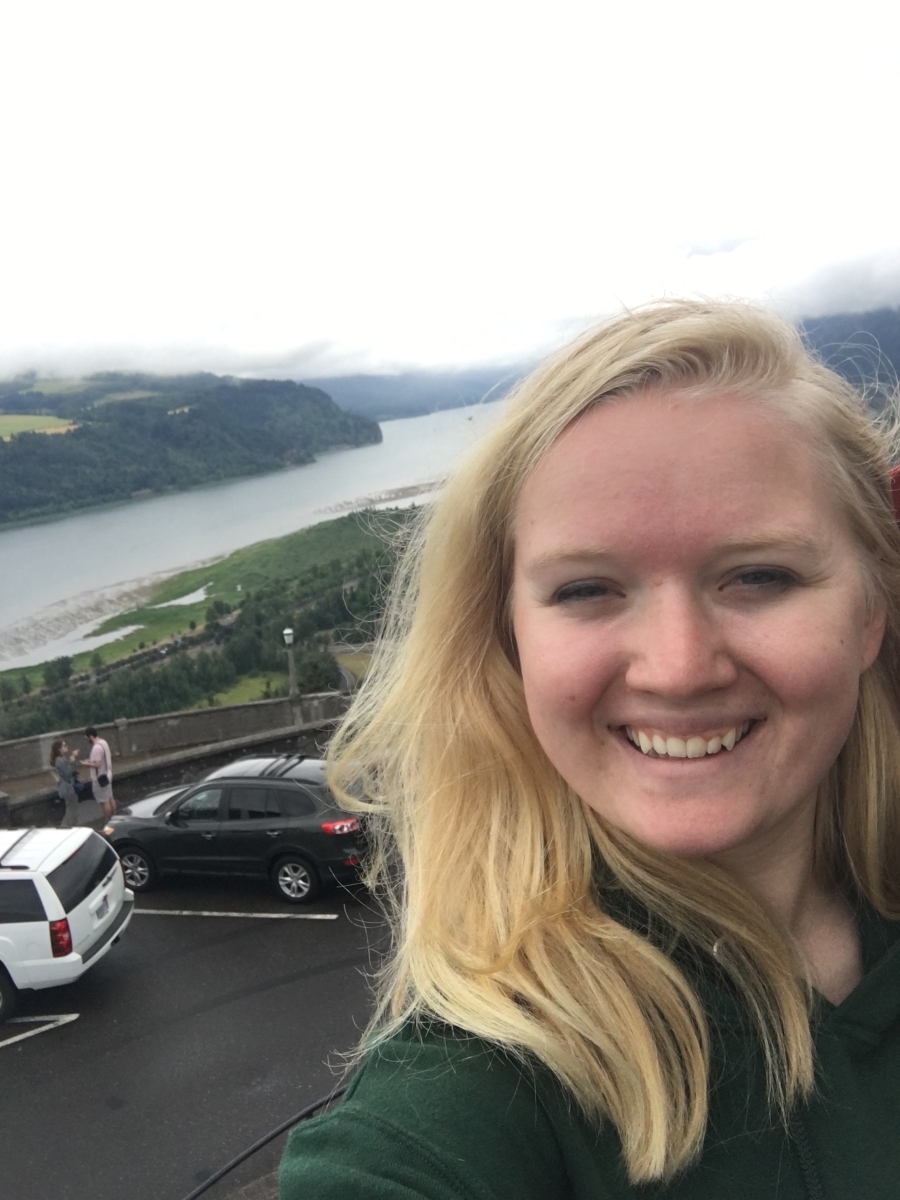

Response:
(0, 870), (386, 1200)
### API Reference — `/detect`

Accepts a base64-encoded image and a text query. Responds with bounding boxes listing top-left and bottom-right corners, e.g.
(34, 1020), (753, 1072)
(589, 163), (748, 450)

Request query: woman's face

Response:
(511, 389), (885, 864)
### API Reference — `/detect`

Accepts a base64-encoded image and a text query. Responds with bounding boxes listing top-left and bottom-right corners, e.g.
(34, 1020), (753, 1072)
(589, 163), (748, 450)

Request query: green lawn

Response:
(335, 649), (372, 682)
(24, 378), (90, 395)
(210, 672), (290, 706)
(0, 414), (75, 437)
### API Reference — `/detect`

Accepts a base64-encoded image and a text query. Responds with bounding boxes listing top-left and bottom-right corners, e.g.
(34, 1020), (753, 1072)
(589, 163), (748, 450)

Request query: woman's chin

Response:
(601, 802), (765, 863)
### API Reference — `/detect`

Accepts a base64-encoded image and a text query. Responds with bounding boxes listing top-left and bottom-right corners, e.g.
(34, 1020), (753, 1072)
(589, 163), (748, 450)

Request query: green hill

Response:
(0, 373), (381, 524)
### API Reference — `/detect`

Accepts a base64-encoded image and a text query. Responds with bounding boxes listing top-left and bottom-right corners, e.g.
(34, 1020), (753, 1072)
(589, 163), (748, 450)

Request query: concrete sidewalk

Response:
(1, 720), (336, 826)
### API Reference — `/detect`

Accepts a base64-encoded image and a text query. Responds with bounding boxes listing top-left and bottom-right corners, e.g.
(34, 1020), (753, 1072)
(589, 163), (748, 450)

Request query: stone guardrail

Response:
(0, 692), (348, 784)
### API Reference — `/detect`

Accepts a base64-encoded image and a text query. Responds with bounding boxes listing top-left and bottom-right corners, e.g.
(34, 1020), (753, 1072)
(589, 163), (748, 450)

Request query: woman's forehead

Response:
(513, 390), (845, 558)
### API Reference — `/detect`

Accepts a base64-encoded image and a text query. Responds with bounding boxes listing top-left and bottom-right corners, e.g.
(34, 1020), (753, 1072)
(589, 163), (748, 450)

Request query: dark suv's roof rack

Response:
(271, 754), (307, 778)
(259, 756), (290, 778)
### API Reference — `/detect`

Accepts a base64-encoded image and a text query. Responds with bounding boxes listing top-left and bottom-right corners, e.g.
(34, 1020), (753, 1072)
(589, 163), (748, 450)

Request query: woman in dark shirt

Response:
(50, 737), (80, 828)
(281, 300), (900, 1198)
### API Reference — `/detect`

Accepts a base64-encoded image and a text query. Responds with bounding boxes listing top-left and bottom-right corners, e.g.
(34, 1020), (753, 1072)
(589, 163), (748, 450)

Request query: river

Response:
(0, 402), (503, 669)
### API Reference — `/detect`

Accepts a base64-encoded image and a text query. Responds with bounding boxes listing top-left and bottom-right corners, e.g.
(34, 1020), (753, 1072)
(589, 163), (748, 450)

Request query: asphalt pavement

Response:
(0, 872), (387, 1200)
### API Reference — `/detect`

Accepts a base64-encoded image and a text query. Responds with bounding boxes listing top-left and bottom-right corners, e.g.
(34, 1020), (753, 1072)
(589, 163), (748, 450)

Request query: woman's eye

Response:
(553, 580), (620, 604)
(727, 567), (798, 592)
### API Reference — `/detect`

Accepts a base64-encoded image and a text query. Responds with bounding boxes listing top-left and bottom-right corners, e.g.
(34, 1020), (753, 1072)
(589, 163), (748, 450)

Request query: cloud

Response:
(683, 234), (758, 258)
(0, 339), (387, 385)
(773, 249), (900, 320)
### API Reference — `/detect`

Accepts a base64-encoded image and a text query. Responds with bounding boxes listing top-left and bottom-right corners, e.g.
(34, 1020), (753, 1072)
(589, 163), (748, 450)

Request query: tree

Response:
(43, 657), (73, 688)
(0, 678), (16, 703)
(20, 674), (31, 695)
(90, 651), (104, 670)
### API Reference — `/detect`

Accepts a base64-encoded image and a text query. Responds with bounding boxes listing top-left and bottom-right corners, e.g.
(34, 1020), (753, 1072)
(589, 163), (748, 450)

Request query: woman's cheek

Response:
(521, 627), (611, 720)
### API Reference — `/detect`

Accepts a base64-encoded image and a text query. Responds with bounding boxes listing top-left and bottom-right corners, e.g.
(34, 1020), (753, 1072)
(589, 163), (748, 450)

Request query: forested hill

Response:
(0, 373), (381, 525)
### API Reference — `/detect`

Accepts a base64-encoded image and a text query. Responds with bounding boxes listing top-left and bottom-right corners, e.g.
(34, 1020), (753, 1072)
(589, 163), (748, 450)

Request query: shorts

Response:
(93, 779), (113, 805)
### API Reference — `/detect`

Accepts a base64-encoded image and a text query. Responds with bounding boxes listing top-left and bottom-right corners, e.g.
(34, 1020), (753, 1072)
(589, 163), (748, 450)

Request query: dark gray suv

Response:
(101, 756), (361, 903)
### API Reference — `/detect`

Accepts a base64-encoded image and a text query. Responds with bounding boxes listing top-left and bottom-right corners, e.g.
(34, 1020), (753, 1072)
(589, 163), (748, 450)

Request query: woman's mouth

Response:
(621, 720), (756, 759)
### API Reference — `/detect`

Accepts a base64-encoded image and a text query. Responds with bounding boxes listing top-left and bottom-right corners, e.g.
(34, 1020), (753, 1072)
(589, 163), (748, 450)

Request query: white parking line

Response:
(136, 909), (339, 919)
(1, 1014), (79, 1048)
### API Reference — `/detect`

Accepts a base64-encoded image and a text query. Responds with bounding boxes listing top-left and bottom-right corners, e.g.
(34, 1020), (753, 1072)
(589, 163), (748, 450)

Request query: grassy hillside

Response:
(0, 509), (410, 739)
(0, 414), (75, 438)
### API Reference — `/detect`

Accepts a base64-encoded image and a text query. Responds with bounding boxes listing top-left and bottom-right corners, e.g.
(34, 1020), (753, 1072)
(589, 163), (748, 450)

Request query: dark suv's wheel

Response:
(0, 966), (19, 1022)
(271, 855), (321, 904)
(117, 845), (158, 893)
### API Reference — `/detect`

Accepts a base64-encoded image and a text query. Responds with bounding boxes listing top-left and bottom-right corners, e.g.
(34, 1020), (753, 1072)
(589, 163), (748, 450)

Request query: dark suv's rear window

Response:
(0, 879), (46, 923)
(266, 788), (317, 818)
(48, 836), (118, 913)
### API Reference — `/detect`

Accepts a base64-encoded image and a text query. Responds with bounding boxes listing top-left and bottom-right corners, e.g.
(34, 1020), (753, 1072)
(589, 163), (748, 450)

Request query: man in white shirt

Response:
(82, 726), (117, 819)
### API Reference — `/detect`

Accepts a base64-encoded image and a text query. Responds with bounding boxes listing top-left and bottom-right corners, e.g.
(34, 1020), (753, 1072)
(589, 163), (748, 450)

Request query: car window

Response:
(300, 783), (339, 809)
(266, 788), (316, 818)
(48, 836), (118, 913)
(0, 878), (47, 923)
(177, 788), (223, 822)
(227, 786), (269, 821)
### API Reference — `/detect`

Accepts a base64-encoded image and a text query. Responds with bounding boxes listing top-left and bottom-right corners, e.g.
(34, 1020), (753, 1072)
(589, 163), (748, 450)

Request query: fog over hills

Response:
(310, 307), (900, 420)
(304, 364), (534, 421)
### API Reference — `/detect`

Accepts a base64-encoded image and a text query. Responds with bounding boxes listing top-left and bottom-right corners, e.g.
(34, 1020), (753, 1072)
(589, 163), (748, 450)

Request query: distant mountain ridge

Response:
(0, 373), (381, 525)
(303, 365), (532, 421)
(799, 307), (900, 392)
(307, 307), (900, 421)
(1, 305), (897, 525)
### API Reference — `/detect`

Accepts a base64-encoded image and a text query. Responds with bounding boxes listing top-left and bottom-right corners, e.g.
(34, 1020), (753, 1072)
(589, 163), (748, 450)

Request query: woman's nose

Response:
(623, 587), (737, 698)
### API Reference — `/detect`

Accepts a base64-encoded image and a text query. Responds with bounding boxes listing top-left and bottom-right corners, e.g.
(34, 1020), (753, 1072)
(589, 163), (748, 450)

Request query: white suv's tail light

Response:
(50, 918), (73, 957)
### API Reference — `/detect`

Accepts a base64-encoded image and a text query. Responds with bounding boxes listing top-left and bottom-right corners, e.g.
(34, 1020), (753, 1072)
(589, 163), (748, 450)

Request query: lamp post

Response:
(283, 627), (298, 697)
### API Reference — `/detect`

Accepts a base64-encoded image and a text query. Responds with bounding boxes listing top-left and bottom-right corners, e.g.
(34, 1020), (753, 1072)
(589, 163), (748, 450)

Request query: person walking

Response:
(50, 738), (80, 828)
(81, 726), (116, 820)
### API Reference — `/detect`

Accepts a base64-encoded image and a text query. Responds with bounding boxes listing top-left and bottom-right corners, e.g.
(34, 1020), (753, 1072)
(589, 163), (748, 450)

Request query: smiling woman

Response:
(280, 302), (900, 1200)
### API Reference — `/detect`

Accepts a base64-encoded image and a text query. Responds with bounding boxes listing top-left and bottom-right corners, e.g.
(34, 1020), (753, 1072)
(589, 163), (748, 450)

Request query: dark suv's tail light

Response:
(321, 818), (358, 835)
(50, 918), (73, 958)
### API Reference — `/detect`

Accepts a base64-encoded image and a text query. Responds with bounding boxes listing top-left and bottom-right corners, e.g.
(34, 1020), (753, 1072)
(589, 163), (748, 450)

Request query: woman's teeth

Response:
(624, 721), (752, 758)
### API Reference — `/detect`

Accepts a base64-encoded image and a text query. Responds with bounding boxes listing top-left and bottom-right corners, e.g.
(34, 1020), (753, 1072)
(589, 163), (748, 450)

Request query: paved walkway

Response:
(2, 721), (334, 824)
(2, 724), (338, 830)
(222, 1167), (278, 1199)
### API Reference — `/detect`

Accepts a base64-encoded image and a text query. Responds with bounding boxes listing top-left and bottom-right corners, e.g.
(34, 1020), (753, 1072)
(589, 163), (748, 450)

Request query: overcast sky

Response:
(1, 0), (898, 380)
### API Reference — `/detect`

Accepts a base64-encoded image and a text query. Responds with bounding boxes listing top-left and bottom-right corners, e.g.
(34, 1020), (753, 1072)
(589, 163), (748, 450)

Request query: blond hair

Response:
(329, 300), (900, 1182)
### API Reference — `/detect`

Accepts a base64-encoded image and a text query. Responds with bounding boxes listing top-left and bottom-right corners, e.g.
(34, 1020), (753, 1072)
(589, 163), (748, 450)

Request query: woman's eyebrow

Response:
(520, 532), (826, 574)
(519, 546), (617, 574)
(713, 532), (824, 556)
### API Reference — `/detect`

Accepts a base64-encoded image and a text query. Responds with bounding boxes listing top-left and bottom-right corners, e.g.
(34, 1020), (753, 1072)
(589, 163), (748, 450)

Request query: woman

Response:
(280, 301), (900, 1198)
(50, 738), (80, 828)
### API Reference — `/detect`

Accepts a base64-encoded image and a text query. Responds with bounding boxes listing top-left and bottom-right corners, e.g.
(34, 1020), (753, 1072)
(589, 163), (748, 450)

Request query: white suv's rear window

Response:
(47, 836), (118, 913)
(0, 879), (46, 922)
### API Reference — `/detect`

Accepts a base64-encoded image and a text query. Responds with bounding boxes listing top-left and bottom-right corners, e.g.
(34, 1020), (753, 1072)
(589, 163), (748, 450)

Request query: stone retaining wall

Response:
(0, 692), (347, 782)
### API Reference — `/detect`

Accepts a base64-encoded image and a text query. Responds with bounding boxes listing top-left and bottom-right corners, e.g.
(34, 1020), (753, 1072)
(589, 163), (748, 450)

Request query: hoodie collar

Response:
(818, 902), (900, 1048)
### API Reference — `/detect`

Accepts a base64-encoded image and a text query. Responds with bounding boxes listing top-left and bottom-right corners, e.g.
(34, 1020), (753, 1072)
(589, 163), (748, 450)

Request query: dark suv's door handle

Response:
(266, 831), (282, 837)
(201, 832), (215, 840)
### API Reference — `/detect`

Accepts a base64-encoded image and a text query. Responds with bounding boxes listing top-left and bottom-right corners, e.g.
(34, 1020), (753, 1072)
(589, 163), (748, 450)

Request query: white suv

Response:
(0, 827), (134, 1020)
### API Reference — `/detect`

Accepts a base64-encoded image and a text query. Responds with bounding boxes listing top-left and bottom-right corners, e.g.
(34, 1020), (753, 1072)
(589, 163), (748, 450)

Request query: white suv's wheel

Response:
(271, 856), (320, 904)
(0, 967), (19, 1022)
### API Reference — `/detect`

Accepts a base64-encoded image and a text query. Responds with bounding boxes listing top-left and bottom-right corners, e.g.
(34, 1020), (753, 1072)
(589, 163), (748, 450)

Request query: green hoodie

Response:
(280, 904), (900, 1199)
